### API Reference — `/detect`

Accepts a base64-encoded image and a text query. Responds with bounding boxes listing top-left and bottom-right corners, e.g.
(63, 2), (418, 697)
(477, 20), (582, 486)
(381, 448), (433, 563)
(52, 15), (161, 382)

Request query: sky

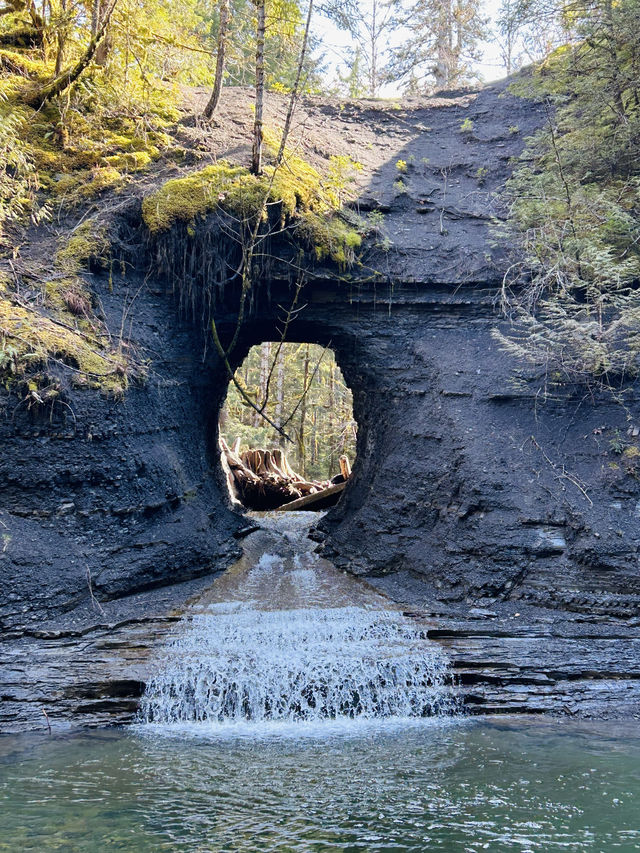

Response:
(312, 0), (506, 97)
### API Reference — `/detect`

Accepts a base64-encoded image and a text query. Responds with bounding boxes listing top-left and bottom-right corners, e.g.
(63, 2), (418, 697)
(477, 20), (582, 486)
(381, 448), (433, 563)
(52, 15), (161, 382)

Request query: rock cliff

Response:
(2, 78), (640, 730)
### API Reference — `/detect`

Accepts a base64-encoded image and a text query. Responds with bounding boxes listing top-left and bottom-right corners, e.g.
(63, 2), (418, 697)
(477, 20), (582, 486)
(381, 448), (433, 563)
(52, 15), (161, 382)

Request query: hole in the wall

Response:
(218, 341), (357, 511)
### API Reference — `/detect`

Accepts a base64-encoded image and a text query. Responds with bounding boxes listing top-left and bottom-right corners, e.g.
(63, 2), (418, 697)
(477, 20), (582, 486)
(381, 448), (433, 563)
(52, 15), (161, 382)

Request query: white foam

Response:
(139, 604), (453, 726)
(138, 513), (455, 733)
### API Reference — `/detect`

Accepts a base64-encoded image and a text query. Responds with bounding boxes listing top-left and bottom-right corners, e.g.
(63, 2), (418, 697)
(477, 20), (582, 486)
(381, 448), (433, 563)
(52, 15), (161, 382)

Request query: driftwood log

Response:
(275, 481), (345, 512)
(219, 438), (349, 511)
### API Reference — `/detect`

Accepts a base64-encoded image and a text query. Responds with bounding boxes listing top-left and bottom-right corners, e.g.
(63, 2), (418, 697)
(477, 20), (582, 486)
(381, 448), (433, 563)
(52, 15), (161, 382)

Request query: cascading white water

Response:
(139, 604), (451, 723)
(139, 513), (454, 728)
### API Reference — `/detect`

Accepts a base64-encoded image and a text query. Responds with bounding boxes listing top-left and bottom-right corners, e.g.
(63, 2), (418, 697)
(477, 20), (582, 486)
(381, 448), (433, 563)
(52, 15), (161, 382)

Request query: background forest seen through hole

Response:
(220, 343), (357, 482)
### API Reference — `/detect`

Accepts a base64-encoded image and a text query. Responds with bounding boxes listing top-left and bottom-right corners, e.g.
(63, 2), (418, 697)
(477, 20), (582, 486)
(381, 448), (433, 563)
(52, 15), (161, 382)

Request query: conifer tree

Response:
(387, 0), (487, 92)
(333, 0), (393, 96)
(337, 46), (368, 97)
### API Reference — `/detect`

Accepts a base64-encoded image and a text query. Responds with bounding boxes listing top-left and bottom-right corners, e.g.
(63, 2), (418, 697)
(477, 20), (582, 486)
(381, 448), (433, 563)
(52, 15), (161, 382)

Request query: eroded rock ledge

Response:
(2, 79), (640, 731)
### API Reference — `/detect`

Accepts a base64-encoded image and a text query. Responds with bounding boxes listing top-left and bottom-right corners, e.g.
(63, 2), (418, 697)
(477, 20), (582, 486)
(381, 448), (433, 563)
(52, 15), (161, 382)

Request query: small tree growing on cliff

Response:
(251, 0), (267, 174)
(203, 0), (230, 120)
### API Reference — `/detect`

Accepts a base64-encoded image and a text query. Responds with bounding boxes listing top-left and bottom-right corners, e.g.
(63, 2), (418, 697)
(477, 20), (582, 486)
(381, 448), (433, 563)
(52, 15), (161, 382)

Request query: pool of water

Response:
(2, 719), (639, 851)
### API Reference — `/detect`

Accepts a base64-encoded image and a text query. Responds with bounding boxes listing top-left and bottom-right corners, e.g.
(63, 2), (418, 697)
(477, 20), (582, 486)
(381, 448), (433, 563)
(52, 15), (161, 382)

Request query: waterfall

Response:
(139, 513), (454, 729)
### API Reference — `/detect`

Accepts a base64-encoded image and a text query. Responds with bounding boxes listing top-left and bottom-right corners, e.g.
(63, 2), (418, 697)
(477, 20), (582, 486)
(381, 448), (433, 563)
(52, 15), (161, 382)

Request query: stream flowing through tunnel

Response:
(138, 512), (454, 733)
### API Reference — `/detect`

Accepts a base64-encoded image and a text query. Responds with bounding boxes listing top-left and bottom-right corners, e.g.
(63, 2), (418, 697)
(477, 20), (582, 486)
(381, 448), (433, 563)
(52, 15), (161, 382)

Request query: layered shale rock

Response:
(2, 79), (640, 730)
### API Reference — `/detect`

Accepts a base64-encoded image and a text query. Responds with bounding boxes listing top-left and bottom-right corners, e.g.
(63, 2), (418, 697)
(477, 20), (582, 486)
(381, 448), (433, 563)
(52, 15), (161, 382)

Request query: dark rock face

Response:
(2, 78), (640, 730)
(0, 276), (242, 631)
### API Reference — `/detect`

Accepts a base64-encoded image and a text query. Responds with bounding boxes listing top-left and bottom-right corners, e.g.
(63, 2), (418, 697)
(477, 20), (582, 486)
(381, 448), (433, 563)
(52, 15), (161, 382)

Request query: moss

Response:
(0, 48), (51, 79)
(143, 125), (342, 234)
(1, 211), (128, 393)
(104, 131), (163, 157)
(56, 221), (111, 273)
(0, 289), (127, 394)
(50, 172), (84, 195)
(51, 165), (124, 198)
(142, 162), (270, 233)
(296, 211), (362, 266)
(0, 67), (167, 222)
(106, 133), (139, 150)
(29, 141), (101, 171)
(142, 146), (365, 267)
(0, 76), (27, 100)
(103, 150), (152, 171)
(87, 165), (123, 192)
(44, 276), (92, 316)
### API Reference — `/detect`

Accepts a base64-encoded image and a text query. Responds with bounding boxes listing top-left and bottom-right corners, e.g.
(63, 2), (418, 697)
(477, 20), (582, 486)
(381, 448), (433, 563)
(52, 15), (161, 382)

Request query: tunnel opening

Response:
(219, 341), (357, 511)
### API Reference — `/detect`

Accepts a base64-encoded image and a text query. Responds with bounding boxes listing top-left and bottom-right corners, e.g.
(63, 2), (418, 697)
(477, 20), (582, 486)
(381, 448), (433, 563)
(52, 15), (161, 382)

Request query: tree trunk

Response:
(23, 0), (46, 56)
(254, 341), (271, 427)
(251, 0), (265, 176)
(91, 0), (101, 36)
(435, 0), (453, 88)
(203, 0), (229, 119)
(31, 0), (118, 107)
(274, 0), (313, 168)
(275, 348), (285, 447)
(602, 0), (626, 121)
(311, 408), (317, 466)
(54, 0), (67, 77)
(328, 363), (336, 475)
(369, 0), (377, 96)
(339, 454), (351, 479)
(91, 0), (110, 65)
(297, 344), (310, 475)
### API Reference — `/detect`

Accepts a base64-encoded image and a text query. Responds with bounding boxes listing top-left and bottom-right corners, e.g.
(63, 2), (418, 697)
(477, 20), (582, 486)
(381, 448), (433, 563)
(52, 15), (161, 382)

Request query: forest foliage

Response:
(494, 0), (640, 390)
(220, 342), (357, 480)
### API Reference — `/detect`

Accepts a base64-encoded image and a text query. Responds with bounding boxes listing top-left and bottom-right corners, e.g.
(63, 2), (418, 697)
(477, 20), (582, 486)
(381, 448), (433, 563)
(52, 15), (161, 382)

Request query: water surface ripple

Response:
(1, 721), (639, 851)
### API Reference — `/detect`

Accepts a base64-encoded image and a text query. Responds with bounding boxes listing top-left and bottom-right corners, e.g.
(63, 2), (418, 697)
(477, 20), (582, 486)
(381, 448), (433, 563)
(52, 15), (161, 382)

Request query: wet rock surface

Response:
(2, 78), (640, 730)
(4, 572), (639, 732)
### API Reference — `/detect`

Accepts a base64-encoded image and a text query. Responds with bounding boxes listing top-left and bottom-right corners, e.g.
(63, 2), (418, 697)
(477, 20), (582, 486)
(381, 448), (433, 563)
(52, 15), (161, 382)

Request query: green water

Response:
(1, 719), (639, 851)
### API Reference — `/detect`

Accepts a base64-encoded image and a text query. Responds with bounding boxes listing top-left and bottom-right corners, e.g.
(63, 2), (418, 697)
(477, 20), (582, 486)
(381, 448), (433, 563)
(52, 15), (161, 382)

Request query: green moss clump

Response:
(103, 150), (152, 171)
(296, 211), (362, 266)
(0, 48), (51, 79)
(142, 149), (364, 266)
(86, 165), (123, 193)
(142, 162), (277, 233)
(48, 166), (121, 199)
(55, 220), (111, 273)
